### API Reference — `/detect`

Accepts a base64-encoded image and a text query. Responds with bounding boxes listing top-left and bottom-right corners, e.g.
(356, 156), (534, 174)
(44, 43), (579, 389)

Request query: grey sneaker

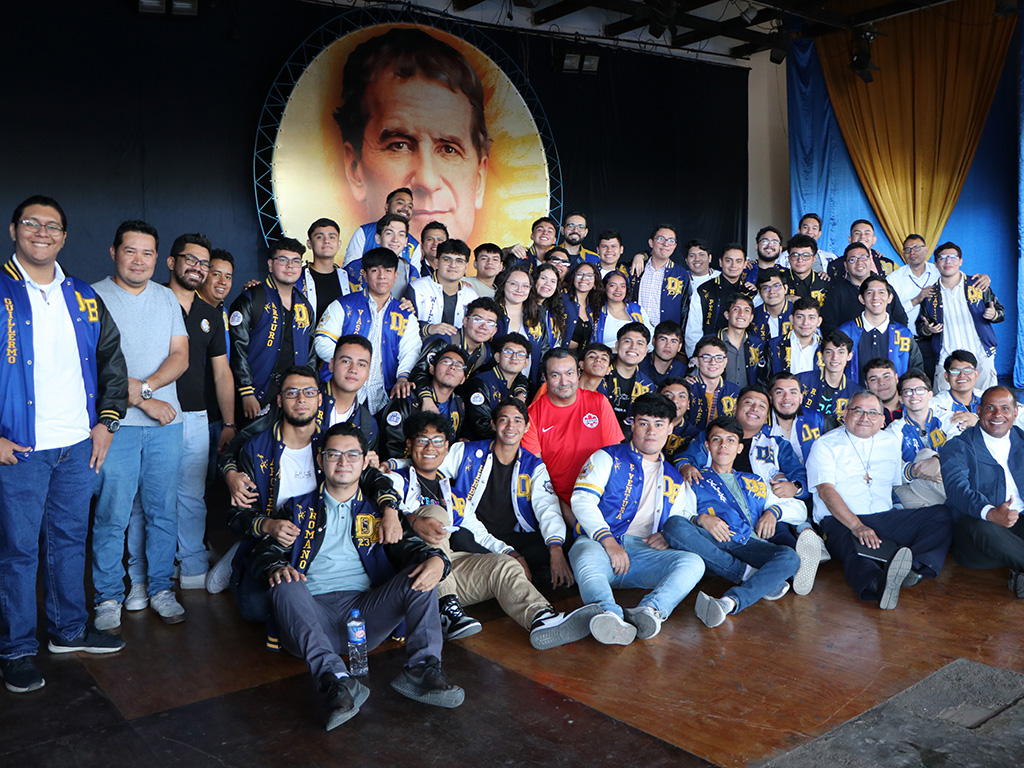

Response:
(623, 605), (665, 640)
(793, 529), (822, 596)
(94, 600), (122, 634)
(179, 572), (207, 590)
(589, 611), (637, 645)
(125, 583), (148, 612)
(390, 656), (464, 708)
(206, 542), (239, 595)
(879, 547), (913, 610)
(150, 589), (186, 624)
(1008, 569), (1024, 599)
(764, 581), (791, 601)
(695, 592), (731, 628)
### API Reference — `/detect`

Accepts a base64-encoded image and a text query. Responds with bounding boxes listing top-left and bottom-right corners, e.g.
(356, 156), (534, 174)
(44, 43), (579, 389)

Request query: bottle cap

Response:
(350, 609), (361, 618)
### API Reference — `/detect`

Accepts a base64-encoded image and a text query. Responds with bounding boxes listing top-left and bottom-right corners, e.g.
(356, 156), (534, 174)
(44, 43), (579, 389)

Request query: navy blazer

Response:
(940, 425), (1024, 521)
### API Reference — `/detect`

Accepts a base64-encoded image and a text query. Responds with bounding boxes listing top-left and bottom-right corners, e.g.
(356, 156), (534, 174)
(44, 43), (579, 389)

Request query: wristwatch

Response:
(140, 380), (153, 400)
(99, 416), (120, 434)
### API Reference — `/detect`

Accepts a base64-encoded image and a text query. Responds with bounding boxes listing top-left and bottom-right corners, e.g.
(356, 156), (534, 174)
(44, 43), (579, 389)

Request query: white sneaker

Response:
(206, 542), (239, 595)
(794, 529), (823, 595)
(179, 572), (208, 590)
(150, 590), (186, 624)
(94, 600), (122, 633)
(124, 583), (149, 611)
(589, 611), (637, 645)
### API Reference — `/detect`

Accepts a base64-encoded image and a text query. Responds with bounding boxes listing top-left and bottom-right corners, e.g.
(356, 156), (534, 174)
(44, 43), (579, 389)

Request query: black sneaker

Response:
(1008, 570), (1024, 599)
(390, 656), (465, 708)
(1, 657), (45, 693)
(48, 624), (127, 655)
(319, 673), (370, 731)
(530, 603), (603, 650)
(438, 594), (482, 640)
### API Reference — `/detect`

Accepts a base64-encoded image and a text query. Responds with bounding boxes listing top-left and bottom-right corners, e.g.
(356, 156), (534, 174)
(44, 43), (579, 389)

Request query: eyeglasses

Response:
(413, 435), (448, 448)
(758, 238), (781, 246)
(436, 357), (467, 371)
(322, 449), (364, 464)
(440, 255), (468, 265)
(273, 255), (303, 267)
(760, 283), (785, 293)
(902, 244), (926, 255)
(846, 254), (870, 263)
(948, 366), (977, 376)
(699, 354), (727, 363)
(900, 386), (929, 397)
(282, 386), (319, 399)
(849, 407), (882, 419)
(575, 273), (595, 282)
(789, 252), (813, 260)
(501, 349), (529, 360)
(935, 253), (960, 262)
(550, 259), (570, 266)
(177, 253), (211, 270)
(654, 236), (677, 245)
(564, 223), (587, 231)
(18, 219), (65, 235)
(468, 316), (498, 328)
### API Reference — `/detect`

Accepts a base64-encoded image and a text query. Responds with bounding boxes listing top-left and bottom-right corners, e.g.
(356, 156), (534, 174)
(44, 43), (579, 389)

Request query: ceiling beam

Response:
(752, 0), (851, 29)
(671, 7), (779, 47)
(532, 0), (586, 25)
(453, 0), (487, 10)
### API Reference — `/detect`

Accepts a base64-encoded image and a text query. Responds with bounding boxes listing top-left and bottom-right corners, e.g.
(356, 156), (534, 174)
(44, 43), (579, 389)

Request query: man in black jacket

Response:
(253, 423), (462, 730)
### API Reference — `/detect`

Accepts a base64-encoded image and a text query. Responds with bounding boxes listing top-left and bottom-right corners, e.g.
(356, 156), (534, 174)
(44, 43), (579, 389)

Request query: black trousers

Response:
(953, 515), (1024, 571)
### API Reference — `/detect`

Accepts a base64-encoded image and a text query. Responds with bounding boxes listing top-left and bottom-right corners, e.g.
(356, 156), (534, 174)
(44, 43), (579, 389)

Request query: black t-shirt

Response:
(267, 304), (295, 403)
(475, 454), (518, 541)
(734, 437), (754, 474)
(442, 291), (458, 326)
(177, 295), (227, 412)
(308, 268), (345, 327)
(417, 473), (444, 507)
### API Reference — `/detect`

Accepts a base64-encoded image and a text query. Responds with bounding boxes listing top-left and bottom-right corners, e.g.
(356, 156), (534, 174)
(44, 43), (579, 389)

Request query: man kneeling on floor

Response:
(387, 411), (600, 649)
(251, 423), (463, 730)
(570, 393), (706, 644)
(662, 416), (810, 628)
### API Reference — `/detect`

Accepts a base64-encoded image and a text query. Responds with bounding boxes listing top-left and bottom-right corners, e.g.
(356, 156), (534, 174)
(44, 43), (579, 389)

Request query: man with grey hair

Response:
(806, 389), (953, 609)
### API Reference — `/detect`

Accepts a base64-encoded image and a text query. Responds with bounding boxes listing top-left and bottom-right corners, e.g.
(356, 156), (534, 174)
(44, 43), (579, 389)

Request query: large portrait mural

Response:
(269, 22), (551, 249)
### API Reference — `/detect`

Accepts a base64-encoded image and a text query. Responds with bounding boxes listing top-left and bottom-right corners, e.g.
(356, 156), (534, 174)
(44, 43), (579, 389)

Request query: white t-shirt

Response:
(277, 446), (317, 507)
(626, 458), (661, 538)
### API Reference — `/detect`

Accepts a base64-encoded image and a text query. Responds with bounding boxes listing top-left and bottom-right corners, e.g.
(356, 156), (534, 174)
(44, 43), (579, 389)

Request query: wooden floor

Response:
(4, 540), (1023, 768)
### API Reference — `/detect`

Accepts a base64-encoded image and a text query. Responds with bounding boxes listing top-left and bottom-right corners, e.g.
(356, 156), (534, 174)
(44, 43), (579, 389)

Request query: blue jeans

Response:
(568, 534), (705, 619)
(127, 413), (210, 580)
(93, 423), (183, 603)
(0, 439), (93, 657)
(662, 516), (799, 612)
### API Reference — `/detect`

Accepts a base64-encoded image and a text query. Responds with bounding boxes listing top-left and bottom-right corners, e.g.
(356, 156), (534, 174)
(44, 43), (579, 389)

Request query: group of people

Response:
(2, 192), (1022, 736)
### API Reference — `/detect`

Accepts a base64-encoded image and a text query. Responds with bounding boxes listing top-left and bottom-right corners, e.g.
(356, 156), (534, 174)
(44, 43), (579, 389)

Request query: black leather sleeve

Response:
(94, 295), (128, 420)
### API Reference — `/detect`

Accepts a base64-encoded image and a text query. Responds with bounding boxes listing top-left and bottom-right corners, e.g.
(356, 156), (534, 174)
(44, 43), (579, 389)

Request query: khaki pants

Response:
(895, 448), (946, 509)
(415, 505), (550, 629)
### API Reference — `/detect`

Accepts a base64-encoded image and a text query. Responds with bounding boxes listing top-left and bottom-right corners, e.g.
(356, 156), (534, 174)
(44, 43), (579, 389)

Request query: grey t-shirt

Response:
(92, 277), (187, 427)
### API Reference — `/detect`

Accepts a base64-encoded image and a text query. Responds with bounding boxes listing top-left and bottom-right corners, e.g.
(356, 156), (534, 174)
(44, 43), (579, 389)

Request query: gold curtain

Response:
(815, 0), (1015, 258)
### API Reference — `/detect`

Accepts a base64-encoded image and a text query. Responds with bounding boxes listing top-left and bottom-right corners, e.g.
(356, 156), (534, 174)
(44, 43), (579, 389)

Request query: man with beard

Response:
(162, 234), (235, 593)
(558, 211), (598, 267)
(416, 221), (448, 281)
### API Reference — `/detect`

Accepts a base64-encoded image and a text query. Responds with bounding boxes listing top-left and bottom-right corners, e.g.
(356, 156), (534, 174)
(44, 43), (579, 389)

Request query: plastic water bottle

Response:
(346, 609), (368, 676)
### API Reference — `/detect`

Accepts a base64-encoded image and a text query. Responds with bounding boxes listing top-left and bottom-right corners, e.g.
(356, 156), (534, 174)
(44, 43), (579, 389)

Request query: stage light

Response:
(769, 28), (789, 64)
(850, 29), (879, 83)
(553, 47), (601, 74)
(171, 0), (198, 15)
(739, 2), (758, 24)
(139, 0), (166, 12)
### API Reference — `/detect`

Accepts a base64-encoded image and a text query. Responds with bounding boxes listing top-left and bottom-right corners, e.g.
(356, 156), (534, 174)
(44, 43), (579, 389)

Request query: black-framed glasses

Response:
(436, 357), (467, 371)
(413, 435), (447, 448)
(177, 253), (211, 270)
(282, 386), (319, 399)
(322, 449), (363, 464)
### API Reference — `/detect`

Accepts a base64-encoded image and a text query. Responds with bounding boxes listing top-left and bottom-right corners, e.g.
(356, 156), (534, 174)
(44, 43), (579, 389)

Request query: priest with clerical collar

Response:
(806, 390), (953, 610)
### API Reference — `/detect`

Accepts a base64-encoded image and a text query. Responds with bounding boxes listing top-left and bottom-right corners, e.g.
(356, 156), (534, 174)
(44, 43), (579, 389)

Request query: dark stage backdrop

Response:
(1, 1), (748, 301)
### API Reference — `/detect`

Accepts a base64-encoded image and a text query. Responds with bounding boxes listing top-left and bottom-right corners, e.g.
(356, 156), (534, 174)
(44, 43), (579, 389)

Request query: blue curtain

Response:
(788, 36), (1019, 380)
(786, 39), (886, 256)
(1016, 11), (1024, 387)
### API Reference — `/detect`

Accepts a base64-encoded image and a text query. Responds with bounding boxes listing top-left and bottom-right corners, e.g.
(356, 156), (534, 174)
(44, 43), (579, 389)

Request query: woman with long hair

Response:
(532, 262), (566, 349)
(561, 261), (603, 350)
(592, 270), (653, 347)
(495, 264), (549, 388)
